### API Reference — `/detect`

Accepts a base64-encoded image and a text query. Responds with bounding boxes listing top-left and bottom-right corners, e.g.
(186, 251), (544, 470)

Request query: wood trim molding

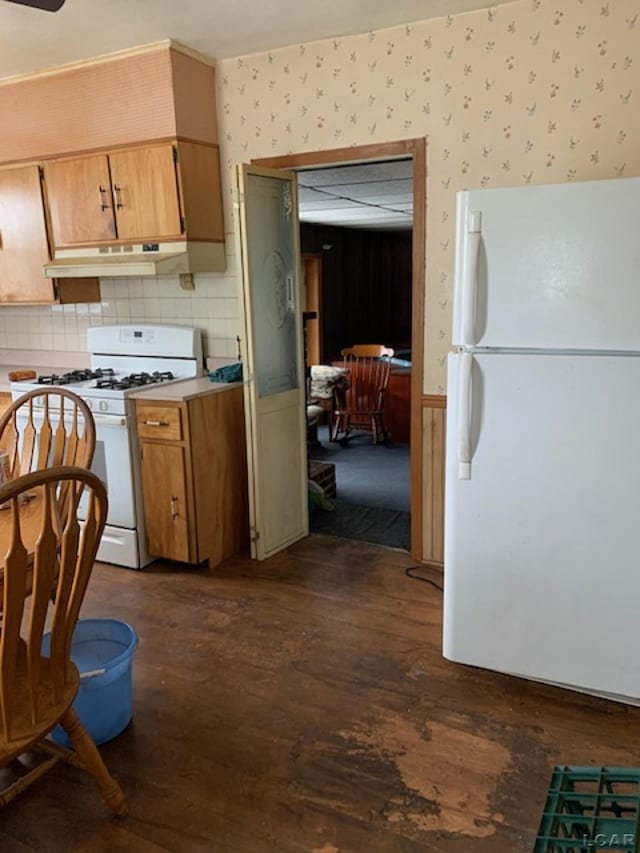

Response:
(0, 138), (221, 173)
(409, 139), (426, 560)
(255, 138), (427, 561)
(255, 139), (423, 171)
(0, 39), (214, 90)
(422, 394), (447, 566)
(423, 394), (447, 408)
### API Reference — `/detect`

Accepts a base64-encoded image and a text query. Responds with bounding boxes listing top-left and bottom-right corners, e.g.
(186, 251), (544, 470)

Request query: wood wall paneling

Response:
(300, 223), (412, 361)
(421, 395), (446, 567)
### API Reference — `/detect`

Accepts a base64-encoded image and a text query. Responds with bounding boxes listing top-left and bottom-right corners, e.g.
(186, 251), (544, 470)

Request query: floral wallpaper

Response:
(217, 0), (640, 393)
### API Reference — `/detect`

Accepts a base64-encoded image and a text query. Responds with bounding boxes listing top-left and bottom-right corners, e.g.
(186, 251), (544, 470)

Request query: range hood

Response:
(44, 241), (226, 278)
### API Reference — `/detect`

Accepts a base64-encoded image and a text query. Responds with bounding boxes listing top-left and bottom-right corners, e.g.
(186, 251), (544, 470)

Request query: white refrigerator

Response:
(444, 176), (640, 704)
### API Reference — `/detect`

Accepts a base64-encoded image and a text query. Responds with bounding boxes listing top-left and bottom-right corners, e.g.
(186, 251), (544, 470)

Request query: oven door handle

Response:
(91, 413), (127, 428)
(17, 410), (127, 429)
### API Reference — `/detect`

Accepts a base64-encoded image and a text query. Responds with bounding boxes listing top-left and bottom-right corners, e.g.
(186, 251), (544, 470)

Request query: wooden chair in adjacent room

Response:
(0, 467), (127, 816)
(0, 388), (96, 476)
(331, 345), (395, 445)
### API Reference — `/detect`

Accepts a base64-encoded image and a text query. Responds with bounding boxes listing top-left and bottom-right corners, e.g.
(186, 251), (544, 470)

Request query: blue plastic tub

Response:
(42, 618), (138, 747)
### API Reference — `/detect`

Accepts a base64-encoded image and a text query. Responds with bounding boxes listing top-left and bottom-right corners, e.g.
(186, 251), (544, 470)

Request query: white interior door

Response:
(235, 164), (308, 560)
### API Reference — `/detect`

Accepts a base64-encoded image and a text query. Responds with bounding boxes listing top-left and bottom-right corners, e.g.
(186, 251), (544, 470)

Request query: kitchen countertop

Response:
(0, 364), (89, 393)
(129, 377), (243, 403)
(0, 350), (89, 393)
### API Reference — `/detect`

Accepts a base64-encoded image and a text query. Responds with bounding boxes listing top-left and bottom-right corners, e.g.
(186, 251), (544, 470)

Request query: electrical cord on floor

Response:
(404, 566), (444, 592)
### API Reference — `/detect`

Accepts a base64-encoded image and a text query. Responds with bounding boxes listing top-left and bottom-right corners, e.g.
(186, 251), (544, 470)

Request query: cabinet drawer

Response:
(136, 405), (183, 441)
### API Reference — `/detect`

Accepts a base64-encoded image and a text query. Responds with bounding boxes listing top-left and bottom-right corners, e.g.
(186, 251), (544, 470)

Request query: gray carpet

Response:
(309, 426), (411, 549)
(309, 426), (410, 512)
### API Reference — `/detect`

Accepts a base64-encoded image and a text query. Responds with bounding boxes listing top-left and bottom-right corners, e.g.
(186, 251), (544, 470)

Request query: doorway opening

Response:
(254, 139), (426, 559)
(298, 160), (413, 549)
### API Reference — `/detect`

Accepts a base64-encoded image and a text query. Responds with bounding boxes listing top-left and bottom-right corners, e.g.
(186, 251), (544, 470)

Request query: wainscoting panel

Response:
(422, 395), (446, 566)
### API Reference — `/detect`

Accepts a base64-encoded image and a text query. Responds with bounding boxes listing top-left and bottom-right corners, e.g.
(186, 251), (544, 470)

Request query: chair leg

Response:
(331, 412), (342, 442)
(60, 707), (128, 817)
(372, 413), (389, 444)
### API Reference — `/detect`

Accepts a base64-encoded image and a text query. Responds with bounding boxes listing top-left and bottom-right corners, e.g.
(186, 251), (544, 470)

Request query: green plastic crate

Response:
(534, 767), (640, 852)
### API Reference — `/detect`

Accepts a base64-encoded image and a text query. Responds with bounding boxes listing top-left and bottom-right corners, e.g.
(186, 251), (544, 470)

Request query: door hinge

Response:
(180, 215), (186, 234)
(172, 145), (179, 164)
(250, 527), (260, 542)
(38, 165), (44, 181)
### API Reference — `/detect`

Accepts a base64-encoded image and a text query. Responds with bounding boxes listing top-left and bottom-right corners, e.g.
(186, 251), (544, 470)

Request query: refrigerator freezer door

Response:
(444, 351), (640, 702)
(452, 177), (640, 351)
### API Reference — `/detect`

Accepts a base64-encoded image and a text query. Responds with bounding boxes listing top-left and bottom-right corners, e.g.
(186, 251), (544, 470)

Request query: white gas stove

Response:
(10, 324), (203, 569)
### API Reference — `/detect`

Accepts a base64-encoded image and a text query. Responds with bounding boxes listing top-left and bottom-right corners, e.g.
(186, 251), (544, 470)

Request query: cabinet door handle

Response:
(171, 496), (179, 519)
(113, 184), (124, 209)
(143, 419), (169, 427)
(98, 185), (110, 211)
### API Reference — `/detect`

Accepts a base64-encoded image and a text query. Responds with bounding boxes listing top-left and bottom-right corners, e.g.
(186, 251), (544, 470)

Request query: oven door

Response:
(79, 412), (135, 528)
(15, 409), (135, 529)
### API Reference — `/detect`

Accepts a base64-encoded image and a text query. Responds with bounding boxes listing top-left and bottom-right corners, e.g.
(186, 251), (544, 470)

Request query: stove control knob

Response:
(99, 401), (108, 412)
(86, 399), (94, 410)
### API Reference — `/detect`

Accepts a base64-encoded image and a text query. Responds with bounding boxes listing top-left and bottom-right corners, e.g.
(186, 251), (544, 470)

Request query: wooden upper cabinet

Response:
(0, 164), (99, 304)
(0, 165), (53, 302)
(45, 143), (186, 248)
(45, 154), (116, 247)
(109, 144), (183, 241)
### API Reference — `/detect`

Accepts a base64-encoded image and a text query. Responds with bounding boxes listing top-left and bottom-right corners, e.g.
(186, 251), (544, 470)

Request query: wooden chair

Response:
(331, 345), (395, 445)
(0, 466), (127, 816)
(0, 388), (96, 478)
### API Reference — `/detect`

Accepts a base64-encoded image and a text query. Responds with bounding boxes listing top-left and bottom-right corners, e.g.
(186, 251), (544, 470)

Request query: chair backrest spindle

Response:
(0, 389), (96, 480)
(0, 468), (107, 743)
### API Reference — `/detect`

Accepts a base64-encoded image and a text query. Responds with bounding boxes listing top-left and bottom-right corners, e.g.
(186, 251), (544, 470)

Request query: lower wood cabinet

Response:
(135, 386), (248, 567)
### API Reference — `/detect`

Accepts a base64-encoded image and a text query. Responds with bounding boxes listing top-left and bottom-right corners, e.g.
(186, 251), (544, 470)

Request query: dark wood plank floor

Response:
(2, 535), (639, 852)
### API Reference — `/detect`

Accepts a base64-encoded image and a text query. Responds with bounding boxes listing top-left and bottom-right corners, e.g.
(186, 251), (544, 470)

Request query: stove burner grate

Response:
(37, 368), (115, 386)
(94, 371), (175, 391)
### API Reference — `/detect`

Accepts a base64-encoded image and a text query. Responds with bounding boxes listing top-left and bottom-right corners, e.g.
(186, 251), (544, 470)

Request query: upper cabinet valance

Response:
(0, 42), (218, 165)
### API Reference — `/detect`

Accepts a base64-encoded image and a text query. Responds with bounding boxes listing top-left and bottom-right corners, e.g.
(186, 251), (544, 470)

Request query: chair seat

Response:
(0, 653), (78, 762)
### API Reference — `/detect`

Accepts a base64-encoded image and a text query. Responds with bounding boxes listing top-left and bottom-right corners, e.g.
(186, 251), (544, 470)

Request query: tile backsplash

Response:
(0, 240), (242, 360)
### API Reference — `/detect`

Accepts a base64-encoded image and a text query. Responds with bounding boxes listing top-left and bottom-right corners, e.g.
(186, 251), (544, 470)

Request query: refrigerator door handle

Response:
(458, 353), (474, 480)
(461, 211), (482, 347)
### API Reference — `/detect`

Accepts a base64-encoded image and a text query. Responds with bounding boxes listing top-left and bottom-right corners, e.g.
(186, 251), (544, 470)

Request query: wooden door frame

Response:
(254, 138), (426, 560)
(302, 252), (323, 365)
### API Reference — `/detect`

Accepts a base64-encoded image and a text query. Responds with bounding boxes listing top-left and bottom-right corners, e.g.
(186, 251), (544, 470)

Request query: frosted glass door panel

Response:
(244, 175), (299, 397)
(236, 164), (308, 560)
